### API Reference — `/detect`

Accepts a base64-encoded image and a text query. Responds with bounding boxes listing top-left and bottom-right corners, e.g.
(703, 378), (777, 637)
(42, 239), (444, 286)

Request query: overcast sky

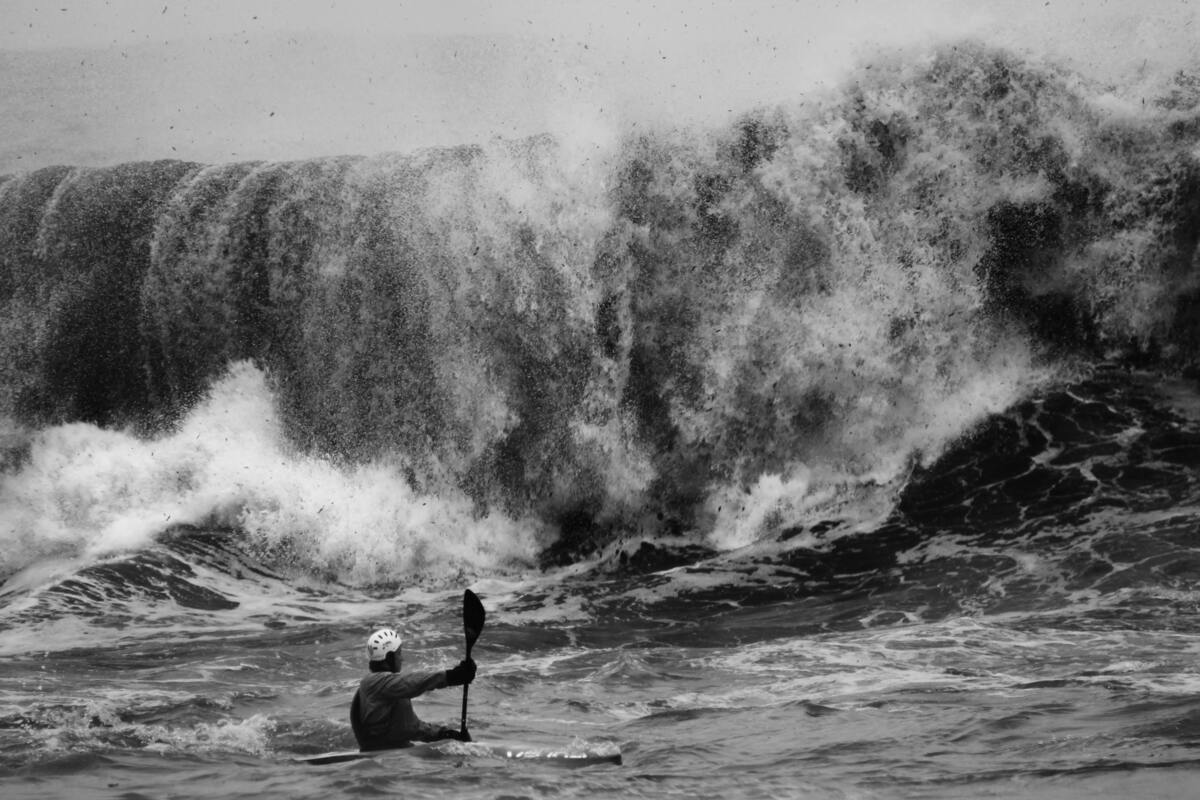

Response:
(3, 1), (984, 50)
(4, 0), (1191, 66)
(0, 1), (1196, 172)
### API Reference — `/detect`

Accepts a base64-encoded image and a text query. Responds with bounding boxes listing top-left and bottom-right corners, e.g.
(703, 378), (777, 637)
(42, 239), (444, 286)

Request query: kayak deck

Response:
(294, 741), (622, 767)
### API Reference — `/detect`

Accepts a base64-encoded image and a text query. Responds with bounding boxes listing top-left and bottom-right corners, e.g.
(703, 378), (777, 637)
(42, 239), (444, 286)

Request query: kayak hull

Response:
(294, 741), (621, 767)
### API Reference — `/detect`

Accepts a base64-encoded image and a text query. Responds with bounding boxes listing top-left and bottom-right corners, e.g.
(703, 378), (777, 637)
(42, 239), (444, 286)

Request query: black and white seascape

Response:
(4, 3), (1200, 798)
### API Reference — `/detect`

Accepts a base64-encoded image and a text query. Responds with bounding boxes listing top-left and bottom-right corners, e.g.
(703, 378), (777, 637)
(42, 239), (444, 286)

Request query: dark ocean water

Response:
(4, 42), (1200, 798)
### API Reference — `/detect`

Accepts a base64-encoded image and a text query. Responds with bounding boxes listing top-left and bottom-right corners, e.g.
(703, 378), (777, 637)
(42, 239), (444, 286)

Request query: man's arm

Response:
(375, 670), (448, 700)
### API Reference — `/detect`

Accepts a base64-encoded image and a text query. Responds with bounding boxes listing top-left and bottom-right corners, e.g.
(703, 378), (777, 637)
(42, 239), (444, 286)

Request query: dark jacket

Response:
(352, 670), (448, 750)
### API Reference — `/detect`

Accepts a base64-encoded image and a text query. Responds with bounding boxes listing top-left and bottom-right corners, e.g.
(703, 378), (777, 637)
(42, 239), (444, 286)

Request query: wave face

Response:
(3, 43), (1200, 574)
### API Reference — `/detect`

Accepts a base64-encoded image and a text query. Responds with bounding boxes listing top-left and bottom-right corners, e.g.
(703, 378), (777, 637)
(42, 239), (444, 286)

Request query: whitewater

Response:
(4, 26), (1200, 800)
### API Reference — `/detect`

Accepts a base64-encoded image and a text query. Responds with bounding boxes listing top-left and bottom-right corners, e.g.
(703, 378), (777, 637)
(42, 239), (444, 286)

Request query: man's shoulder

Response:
(359, 671), (399, 694)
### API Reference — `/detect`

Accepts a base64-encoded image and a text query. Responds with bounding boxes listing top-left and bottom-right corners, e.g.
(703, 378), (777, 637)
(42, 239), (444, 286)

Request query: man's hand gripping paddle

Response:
(460, 589), (485, 741)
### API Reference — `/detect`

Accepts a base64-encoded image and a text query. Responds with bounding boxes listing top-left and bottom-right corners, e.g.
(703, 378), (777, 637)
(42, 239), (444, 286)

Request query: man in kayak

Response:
(351, 627), (477, 750)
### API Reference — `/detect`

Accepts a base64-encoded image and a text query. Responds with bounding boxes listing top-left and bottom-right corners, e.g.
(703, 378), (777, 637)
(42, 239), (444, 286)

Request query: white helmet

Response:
(366, 628), (402, 661)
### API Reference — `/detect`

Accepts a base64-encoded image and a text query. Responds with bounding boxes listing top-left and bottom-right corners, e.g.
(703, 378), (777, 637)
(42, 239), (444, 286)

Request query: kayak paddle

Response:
(460, 589), (485, 741)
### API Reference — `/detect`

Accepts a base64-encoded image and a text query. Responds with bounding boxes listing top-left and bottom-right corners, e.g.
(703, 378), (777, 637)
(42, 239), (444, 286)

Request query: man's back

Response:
(355, 670), (447, 748)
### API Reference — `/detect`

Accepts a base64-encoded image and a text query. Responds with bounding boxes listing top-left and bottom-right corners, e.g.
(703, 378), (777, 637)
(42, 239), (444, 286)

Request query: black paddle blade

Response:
(463, 589), (485, 654)
(460, 589), (485, 739)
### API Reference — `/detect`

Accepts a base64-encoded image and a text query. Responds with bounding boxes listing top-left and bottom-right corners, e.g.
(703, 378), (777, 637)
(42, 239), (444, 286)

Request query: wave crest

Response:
(2, 43), (1200, 561)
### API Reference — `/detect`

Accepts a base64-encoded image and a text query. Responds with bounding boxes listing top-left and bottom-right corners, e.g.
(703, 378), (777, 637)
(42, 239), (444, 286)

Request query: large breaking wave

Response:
(3, 43), (1200, 584)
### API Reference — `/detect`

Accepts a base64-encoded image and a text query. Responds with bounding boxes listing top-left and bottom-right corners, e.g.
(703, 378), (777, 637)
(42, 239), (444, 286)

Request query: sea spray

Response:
(0, 362), (546, 587)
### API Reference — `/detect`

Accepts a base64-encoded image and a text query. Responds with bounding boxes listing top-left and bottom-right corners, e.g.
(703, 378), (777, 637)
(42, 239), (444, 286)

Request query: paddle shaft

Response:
(460, 637), (474, 737)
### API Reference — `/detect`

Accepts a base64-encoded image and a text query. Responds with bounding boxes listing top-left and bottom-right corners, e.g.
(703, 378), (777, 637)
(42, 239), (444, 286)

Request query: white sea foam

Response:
(0, 362), (546, 589)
